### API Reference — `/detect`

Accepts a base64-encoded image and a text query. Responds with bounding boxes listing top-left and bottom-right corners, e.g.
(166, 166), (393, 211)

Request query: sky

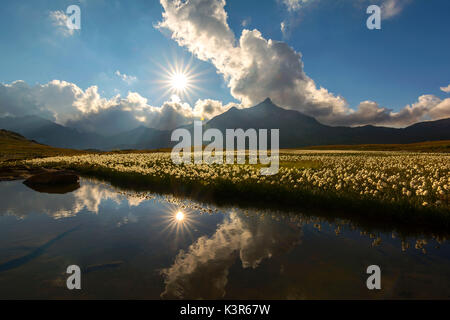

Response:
(0, 0), (449, 135)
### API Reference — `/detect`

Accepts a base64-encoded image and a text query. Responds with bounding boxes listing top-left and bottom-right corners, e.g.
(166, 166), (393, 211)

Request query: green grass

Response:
(0, 129), (88, 163)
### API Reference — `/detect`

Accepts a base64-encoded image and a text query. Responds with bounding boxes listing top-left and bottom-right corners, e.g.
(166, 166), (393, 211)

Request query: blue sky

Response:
(0, 0), (231, 105)
(0, 0), (449, 130)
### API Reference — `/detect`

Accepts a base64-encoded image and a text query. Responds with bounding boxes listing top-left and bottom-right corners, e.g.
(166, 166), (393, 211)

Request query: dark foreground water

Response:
(0, 178), (449, 299)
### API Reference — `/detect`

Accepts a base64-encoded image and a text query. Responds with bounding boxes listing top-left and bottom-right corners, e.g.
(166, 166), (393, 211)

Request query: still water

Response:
(0, 178), (449, 299)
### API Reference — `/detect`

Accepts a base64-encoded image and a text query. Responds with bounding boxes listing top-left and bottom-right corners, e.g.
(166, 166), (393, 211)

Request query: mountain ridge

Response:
(1, 99), (450, 150)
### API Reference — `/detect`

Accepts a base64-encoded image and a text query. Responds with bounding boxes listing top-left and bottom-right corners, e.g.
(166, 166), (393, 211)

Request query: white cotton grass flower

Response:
(25, 151), (450, 210)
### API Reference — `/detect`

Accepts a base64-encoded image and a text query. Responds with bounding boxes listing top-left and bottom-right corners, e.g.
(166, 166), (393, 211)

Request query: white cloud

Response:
(0, 80), (238, 135)
(0, 0), (444, 134)
(328, 96), (450, 127)
(49, 10), (74, 37)
(158, 0), (449, 127)
(0, 179), (134, 219)
(279, 0), (313, 38)
(440, 84), (450, 93)
(381, 0), (409, 19)
(115, 70), (138, 85)
(158, 0), (347, 120)
(280, 21), (287, 37)
(241, 17), (251, 27)
(161, 211), (302, 299)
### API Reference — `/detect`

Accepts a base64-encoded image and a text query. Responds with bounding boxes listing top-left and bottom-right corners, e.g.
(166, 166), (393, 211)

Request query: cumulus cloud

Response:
(67, 94), (237, 135)
(0, 80), (237, 135)
(0, 80), (116, 124)
(160, 211), (302, 299)
(329, 96), (450, 127)
(49, 10), (74, 37)
(441, 84), (450, 93)
(1, 0), (444, 133)
(158, 0), (449, 127)
(158, 0), (346, 117)
(115, 70), (138, 85)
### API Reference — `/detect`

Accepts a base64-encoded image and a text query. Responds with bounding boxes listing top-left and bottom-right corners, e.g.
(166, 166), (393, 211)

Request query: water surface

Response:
(0, 178), (449, 299)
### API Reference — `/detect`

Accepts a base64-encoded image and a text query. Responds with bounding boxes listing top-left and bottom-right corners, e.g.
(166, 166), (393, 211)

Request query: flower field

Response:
(25, 151), (450, 224)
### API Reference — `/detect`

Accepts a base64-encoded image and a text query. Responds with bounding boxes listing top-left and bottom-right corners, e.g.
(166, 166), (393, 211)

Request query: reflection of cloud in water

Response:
(161, 211), (302, 299)
(0, 180), (147, 219)
(71, 182), (122, 214)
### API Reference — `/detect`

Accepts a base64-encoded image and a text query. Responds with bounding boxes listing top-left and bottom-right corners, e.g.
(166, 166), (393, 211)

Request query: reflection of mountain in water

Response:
(160, 211), (302, 299)
(0, 179), (148, 219)
(0, 226), (80, 272)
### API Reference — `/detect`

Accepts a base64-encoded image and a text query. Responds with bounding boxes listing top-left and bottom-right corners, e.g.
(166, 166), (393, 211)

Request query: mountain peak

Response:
(253, 97), (279, 110)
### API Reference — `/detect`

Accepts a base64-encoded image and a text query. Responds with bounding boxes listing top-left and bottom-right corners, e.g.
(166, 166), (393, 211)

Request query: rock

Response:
(24, 171), (79, 185)
(23, 171), (80, 194)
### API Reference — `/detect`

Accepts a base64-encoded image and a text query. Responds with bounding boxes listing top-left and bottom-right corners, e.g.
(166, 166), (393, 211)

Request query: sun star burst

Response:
(154, 55), (206, 102)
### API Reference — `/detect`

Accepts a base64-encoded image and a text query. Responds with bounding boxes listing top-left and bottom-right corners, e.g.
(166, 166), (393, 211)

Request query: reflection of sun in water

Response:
(175, 211), (185, 222)
(159, 206), (199, 245)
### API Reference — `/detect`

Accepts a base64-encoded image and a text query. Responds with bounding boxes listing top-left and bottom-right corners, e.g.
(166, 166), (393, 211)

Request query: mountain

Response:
(1, 99), (449, 150)
(0, 116), (172, 150)
(206, 98), (450, 147)
(108, 126), (171, 150)
(0, 129), (31, 143)
(0, 116), (106, 149)
(206, 98), (333, 147)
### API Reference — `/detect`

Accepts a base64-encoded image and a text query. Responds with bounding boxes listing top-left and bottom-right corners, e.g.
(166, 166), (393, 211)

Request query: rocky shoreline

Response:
(0, 164), (80, 194)
(0, 164), (78, 183)
(0, 164), (49, 181)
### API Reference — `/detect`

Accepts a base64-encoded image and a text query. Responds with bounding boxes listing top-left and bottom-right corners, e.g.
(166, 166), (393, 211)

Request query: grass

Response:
(0, 129), (88, 163)
(32, 159), (450, 233)
(296, 140), (450, 153)
(1, 130), (449, 231)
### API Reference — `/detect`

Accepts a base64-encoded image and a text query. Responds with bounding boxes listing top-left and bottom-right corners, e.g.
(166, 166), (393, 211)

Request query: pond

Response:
(0, 178), (449, 299)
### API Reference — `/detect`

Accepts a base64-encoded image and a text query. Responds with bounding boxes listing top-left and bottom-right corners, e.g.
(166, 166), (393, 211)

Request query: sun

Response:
(171, 73), (188, 91)
(154, 55), (206, 101)
(158, 207), (198, 244)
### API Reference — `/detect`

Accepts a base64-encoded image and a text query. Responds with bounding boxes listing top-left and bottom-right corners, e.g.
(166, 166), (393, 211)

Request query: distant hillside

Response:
(0, 116), (106, 149)
(296, 140), (450, 153)
(0, 129), (87, 161)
